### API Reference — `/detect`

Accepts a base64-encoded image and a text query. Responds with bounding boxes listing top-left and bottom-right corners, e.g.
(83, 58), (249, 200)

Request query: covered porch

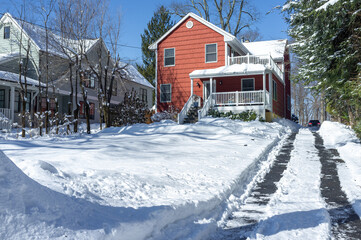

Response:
(178, 63), (276, 124)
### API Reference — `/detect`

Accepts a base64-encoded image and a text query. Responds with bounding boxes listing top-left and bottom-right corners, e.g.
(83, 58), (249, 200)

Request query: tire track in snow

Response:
(314, 133), (361, 240)
(210, 131), (298, 239)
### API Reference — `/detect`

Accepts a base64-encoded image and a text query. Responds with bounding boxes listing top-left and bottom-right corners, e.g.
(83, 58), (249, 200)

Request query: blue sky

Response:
(111, 0), (289, 64)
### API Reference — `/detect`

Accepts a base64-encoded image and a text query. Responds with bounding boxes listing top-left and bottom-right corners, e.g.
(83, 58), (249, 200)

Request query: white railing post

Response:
(247, 53), (250, 64)
(236, 91), (239, 106)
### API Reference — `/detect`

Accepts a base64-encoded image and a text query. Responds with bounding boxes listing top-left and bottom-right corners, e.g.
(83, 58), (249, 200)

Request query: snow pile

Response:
(319, 121), (361, 219)
(0, 118), (295, 239)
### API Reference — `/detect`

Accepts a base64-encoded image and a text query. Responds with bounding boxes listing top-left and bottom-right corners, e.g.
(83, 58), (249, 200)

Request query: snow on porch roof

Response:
(189, 63), (266, 79)
(243, 39), (287, 60)
(0, 70), (45, 87)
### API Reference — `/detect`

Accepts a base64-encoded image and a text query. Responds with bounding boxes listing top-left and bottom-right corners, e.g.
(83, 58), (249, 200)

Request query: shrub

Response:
(208, 108), (264, 122)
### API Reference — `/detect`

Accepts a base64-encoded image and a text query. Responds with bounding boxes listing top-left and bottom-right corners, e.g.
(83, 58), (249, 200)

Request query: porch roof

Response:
(189, 63), (266, 79)
(0, 71), (45, 87)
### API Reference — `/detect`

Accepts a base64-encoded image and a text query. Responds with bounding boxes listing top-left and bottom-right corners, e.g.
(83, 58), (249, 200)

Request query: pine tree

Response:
(137, 6), (175, 87)
(284, 0), (361, 135)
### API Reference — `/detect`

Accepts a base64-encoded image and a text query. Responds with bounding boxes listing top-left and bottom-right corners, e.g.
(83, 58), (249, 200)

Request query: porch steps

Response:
(183, 106), (199, 124)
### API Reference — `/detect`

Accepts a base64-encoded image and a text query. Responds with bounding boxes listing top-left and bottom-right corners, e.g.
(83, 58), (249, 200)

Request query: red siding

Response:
(272, 73), (285, 118)
(157, 16), (225, 112)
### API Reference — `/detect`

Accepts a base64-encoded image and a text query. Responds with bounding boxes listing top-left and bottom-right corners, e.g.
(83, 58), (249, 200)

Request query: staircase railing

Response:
(178, 95), (200, 124)
(198, 94), (213, 121)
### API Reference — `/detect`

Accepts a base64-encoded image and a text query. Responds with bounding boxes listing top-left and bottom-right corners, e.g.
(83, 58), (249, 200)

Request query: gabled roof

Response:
(118, 62), (154, 89)
(0, 13), (99, 58)
(243, 40), (288, 60)
(149, 12), (249, 55)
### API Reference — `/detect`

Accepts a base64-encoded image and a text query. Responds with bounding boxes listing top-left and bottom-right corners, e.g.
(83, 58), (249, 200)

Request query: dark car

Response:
(308, 120), (321, 127)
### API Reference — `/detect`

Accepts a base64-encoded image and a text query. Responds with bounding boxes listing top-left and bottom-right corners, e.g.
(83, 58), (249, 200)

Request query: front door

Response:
(203, 80), (216, 100)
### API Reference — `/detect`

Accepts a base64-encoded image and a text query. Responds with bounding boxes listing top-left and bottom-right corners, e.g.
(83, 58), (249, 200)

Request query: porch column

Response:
(191, 78), (194, 96)
(269, 73), (273, 110)
(263, 72), (266, 107)
(210, 77), (213, 106)
(10, 86), (15, 123)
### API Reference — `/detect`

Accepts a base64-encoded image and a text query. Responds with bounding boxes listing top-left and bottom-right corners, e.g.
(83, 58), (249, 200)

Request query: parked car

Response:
(308, 120), (321, 127)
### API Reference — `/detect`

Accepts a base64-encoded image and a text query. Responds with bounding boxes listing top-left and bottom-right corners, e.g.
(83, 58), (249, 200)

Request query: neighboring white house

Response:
(0, 13), (154, 129)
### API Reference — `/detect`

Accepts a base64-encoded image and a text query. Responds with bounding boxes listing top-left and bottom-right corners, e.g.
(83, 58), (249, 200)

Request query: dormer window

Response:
(4, 26), (10, 39)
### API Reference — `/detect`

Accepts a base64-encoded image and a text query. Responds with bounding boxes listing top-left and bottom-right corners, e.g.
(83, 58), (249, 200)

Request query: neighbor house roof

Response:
(118, 62), (154, 89)
(149, 12), (250, 55)
(0, 70), (45, 87)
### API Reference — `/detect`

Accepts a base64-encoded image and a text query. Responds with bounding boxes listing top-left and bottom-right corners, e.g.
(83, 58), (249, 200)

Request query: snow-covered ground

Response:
(0, 118), (295, 239)
(319, 121), (361, 219)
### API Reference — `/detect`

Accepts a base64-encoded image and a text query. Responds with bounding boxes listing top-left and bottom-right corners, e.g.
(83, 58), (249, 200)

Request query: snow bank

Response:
(319, 121), (361, 219)
(0, 118), (296, 239)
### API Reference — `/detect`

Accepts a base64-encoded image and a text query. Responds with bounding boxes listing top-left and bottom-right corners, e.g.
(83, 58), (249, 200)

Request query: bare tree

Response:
(170, 0), (259, 37)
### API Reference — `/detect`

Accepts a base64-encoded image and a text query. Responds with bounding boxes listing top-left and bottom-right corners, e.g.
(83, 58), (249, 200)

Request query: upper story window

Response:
(140, 88), (147, 102)
(164, 48), (175, 66)
(205, 43), (217, 63)
(242, 78), (254, 91)
(4, 26), (10, 39)
(160, 84), (171, 102)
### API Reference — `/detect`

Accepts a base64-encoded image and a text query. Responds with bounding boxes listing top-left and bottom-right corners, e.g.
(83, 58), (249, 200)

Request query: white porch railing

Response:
(0, 108), (12, 130)
(178, 94), (201, 124)
(197, 90), (270, 120)
(198, 94), (212, 120)
(229, 54), (284, 82)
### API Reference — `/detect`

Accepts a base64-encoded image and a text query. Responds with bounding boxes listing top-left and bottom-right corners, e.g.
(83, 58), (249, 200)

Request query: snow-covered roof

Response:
(1, 13), (99, 58)
(0, 70), (45, 87)
(0, 53), (19, 64)
(189, 63), (267, 78)
(118, 62), (154, 89)
(243, 40), (287, 60)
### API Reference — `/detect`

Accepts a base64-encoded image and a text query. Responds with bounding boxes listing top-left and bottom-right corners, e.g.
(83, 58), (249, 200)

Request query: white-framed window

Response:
(273, 80), (277, 101)
(164, 48), (175, 66)
(140, 88), (147, 102)
(160, 84), (171, 102)
(0, 89), (5, 108)
(205, 43), (217, 63)
(4, 26), (10, 39)
(242, 78), (255, 91)
(287, 94), (291, 111)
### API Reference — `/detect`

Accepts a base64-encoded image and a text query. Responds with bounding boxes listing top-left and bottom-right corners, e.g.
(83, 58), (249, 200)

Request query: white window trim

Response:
(160, 83), (172, 103)
(164, 48), (175, 67)
(205, 43), (218, 63)
(241, 78), (255, 91)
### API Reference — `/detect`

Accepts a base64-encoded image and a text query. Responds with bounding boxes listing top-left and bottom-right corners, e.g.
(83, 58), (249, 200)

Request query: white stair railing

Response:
(178, 95), (200, 124)
(0, 108), (12, 131)
(198, 94), (213, 121)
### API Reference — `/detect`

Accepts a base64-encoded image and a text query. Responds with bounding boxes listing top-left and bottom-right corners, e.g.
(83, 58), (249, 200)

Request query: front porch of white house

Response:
(178, 54), (283, 124)
(0, 72), (41, 130)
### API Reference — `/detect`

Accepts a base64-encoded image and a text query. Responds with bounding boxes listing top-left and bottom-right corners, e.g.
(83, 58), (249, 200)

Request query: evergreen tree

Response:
(284, 0), (361, 136)
(137, 6), (175, 87)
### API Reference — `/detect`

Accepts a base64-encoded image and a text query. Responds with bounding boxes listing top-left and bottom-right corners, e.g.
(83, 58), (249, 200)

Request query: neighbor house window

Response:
(84, 72), (95, 88)
(90, 102), (95, 120)
(4, 26), (10, 39)
(0, 89), (5, 108)
(160, 84), (171, 102)
(205, 43), (217, 63)
(273, 80), (277, 101)
(80, 101), (95, 119)
(164, 48), (175, 66)
(242, 78), (255, 91)
(140, 88), (147, 102)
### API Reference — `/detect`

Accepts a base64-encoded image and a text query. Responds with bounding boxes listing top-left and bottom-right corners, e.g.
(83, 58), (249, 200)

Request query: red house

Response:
(149, 13), (291, 123)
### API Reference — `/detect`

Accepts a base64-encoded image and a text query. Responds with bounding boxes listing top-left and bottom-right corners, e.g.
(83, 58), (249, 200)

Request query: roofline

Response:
(189, 69), (268, 79)
(148, 12), (249, 54)
(1, 13), (41, 52)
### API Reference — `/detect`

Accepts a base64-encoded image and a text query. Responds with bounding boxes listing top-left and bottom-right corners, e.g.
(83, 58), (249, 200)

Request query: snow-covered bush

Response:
(151, 109), (178, 122)
(208, 108), (264, 122)
(110, 89), (149, 126)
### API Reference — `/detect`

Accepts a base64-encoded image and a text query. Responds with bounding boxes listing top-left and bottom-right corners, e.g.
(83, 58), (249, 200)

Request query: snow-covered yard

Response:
(0, 118), (294, 239)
